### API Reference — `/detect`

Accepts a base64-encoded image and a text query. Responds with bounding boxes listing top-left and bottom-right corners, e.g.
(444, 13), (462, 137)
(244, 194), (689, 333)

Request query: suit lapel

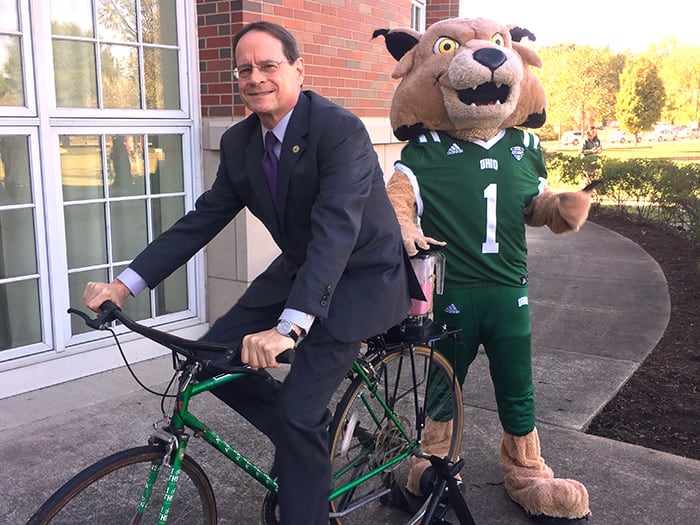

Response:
(278, 93), (310, 220)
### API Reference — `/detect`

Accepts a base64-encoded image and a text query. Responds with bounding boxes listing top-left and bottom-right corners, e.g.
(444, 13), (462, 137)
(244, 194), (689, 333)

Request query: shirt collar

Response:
(262, 109), (294, 143)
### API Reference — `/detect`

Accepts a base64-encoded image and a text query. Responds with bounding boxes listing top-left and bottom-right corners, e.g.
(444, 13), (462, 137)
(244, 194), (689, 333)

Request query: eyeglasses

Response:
(234, 60), (288, 80)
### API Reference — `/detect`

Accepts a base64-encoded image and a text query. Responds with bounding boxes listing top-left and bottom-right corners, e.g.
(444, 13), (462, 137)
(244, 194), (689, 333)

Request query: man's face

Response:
(235, 30), (304, 129)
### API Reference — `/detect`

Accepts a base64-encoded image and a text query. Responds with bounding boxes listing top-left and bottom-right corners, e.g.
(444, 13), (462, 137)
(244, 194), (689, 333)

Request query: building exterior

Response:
(0, 0), (459, 398)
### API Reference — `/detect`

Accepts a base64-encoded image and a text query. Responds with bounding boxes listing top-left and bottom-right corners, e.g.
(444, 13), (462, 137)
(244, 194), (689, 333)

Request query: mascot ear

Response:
(520, 110), (547, 128)
(373, 28), (420, 61)
(509, 26), (537, 43)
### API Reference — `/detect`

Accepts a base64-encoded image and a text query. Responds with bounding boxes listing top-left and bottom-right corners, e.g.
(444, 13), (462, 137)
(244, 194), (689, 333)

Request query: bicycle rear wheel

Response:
(28, 444), (216, 524)
(328, 345), (463, 524)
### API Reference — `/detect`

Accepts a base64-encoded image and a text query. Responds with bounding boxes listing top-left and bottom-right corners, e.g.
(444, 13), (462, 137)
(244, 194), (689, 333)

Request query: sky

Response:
(458, 0), (700, 52)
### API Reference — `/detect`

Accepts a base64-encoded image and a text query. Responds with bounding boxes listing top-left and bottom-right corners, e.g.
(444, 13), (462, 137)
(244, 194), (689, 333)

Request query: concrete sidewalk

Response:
(1, 222), (698, 524)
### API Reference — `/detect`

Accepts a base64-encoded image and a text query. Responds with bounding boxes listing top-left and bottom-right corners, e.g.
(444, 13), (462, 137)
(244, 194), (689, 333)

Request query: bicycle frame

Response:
(140, 346), (425, 524)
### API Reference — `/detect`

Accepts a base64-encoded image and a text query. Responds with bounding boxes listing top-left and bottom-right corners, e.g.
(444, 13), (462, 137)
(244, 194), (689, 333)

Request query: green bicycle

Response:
(28, 301), (470, 524)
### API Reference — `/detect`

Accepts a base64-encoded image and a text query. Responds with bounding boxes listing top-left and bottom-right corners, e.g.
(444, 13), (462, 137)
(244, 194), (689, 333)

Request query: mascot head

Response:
(374, 17), (547, 142)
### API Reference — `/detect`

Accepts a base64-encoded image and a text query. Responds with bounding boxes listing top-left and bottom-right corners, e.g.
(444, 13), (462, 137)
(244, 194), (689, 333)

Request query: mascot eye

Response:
(491, 33), (505, 46)
(433, 37), (460, 54)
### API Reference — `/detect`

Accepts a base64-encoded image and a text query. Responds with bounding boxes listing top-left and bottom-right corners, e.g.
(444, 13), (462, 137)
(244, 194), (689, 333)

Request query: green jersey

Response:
(397, 128), (547, 287)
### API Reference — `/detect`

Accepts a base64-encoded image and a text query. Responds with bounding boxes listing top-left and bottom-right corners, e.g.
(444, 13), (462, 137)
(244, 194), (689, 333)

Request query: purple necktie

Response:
(262, 131), (279, 207)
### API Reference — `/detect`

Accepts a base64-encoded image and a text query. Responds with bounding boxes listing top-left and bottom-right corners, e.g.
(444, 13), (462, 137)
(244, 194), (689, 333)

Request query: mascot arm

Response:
(387, 170), (445, 256)
(524, 185), (596, 233)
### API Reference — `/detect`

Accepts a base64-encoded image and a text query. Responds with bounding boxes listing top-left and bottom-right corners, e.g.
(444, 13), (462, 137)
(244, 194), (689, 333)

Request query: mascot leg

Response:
(501, 428), (590, 521)
(406, 417), (457, 496)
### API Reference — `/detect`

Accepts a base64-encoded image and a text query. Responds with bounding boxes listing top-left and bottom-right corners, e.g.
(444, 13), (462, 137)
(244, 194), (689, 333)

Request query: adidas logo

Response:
(446, 143), (463, 156)
(444, 303), (460, 314)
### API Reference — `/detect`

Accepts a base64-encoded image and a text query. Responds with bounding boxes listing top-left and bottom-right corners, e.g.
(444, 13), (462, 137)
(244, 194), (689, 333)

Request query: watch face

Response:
(277, 320), (297, 341)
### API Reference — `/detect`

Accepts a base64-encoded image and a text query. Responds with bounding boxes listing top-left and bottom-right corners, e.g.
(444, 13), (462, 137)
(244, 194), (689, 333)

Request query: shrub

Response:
(544, 154), (700, 242)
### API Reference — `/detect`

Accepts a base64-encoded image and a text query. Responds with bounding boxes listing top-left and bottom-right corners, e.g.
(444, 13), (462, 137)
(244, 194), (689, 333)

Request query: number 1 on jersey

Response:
(482, 183), (499, 254)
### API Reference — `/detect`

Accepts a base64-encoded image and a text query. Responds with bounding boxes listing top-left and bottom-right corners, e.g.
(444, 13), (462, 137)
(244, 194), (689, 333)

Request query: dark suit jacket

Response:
(129, 90), (413, 342)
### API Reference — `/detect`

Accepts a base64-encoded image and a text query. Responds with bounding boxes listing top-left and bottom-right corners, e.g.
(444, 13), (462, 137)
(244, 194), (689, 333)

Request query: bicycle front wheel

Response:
(328, 345), (463, 524)
(28, 444), (217, 524)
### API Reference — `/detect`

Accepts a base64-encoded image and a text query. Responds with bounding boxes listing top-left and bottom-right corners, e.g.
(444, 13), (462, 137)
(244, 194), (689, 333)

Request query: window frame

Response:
(0, 0), (205, 366)
(411, 0), (426, 33)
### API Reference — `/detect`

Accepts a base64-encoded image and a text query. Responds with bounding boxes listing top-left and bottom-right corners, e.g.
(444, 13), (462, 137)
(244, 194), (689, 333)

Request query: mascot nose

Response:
(473, 48), (507, 72)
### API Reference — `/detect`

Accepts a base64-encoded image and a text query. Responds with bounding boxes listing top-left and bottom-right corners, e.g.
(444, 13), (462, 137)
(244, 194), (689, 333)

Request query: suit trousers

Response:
(199, 301), (360, 524)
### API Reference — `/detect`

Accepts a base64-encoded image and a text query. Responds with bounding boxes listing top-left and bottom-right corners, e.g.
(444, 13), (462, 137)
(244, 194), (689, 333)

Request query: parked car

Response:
(646, 128), (677, 141)
(608, 130), (640, 144)
(678, 127), (700, 139)
(561, 131), (582, 145)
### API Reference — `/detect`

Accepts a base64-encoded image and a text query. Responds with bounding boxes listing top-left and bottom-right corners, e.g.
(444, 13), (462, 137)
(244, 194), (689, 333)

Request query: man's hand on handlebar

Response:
(242, 328), (297, 370)
(83, 280), (131, 313)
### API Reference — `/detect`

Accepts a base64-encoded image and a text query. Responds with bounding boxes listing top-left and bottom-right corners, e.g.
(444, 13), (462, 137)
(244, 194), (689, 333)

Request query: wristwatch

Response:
(276, 319), (299, 342)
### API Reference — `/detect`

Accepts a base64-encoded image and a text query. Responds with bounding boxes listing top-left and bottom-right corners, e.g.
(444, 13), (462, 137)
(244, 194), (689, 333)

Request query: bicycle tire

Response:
(27, 444), (217, 525)
(328, 345), (463, 524)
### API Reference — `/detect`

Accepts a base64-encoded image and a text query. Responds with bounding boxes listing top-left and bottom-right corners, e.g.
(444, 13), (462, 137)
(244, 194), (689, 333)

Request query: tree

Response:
(536, 44), (624, 135)
(649, 41), (700, 125)
(615, 57), (666, 135)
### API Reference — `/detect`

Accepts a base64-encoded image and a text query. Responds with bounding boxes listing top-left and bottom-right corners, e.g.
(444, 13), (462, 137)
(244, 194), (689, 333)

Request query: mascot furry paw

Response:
(375, 17), (592, 522)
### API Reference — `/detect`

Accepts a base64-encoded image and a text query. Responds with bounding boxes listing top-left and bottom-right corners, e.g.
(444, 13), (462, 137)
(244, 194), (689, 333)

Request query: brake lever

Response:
(67, 300), (121, 330)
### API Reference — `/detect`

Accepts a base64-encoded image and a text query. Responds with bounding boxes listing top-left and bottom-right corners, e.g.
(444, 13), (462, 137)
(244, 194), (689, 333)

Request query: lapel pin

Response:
(292, 145), (300, 154)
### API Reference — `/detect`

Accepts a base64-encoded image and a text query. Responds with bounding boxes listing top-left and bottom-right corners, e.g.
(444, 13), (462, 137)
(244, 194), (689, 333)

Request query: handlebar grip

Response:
(276, 348), (295, 365)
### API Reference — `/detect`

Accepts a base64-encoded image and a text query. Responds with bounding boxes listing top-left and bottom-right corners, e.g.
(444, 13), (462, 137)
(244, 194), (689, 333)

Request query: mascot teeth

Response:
(457, 82), (510, 106)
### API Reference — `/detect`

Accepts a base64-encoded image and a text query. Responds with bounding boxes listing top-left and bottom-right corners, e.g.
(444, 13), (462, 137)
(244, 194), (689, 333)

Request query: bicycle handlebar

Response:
(68, 301), (294, 370)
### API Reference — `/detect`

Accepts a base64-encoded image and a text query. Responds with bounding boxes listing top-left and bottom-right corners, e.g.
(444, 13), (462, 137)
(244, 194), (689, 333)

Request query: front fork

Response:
(135, 366), (197, 524)
(131, 428), (188, 525)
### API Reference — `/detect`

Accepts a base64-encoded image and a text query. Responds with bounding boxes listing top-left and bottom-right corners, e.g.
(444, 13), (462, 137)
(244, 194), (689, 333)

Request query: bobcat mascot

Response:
(375, 18), (593, 522)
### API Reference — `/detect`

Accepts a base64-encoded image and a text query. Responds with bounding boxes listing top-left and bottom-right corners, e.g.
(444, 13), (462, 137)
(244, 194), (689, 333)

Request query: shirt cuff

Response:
(117, 267), (148, 297)
(281, 308), (315, 335)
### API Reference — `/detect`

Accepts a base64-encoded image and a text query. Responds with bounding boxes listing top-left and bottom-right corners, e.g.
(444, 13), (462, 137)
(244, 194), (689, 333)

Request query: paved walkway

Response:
(1, 222), (698, 524)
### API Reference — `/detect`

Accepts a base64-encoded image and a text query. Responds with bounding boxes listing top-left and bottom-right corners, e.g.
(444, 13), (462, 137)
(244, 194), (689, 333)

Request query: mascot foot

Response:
(501, 428), (590, 522)
(381, 479), (427, 515)
(406, 418), (460, 496)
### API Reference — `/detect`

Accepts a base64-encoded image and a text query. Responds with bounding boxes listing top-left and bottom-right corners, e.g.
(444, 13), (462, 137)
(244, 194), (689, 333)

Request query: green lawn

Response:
(542, 137), (700, 162)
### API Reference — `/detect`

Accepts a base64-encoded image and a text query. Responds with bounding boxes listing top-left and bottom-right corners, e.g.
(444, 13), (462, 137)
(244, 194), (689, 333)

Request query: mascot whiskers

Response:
(375, 17), (593, 523)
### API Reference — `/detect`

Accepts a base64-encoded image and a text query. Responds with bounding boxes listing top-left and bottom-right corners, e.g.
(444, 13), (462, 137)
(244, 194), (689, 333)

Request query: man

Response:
(581, 127), (602, 156)
(83, 21), (415, 524)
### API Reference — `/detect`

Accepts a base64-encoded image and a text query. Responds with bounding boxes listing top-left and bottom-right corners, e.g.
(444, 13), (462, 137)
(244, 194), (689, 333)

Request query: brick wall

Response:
(196, 0), (414, 119)
(426, 0), (459, 27)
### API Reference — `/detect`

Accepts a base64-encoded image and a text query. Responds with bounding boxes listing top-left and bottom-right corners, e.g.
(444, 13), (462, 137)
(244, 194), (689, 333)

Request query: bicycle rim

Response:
(328, 346), (463, 524)
(28, 445), (217, 525)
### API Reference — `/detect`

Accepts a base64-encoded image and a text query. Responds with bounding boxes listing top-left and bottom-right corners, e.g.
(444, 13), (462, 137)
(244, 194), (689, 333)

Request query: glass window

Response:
(0, 0), (25, 107)
(51, 0), (181, 111)
(141, 0), (177, 45)
(101, 44), (141, 109)
(61, 132), (188, 328)
(51, 0), (94, 37)
(0, 0), (19, 32)
(96, 0), (137, 42)
(0, 35), (24, 106)
(53, 40), (99, 108)
(0, 134), (42, 351)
